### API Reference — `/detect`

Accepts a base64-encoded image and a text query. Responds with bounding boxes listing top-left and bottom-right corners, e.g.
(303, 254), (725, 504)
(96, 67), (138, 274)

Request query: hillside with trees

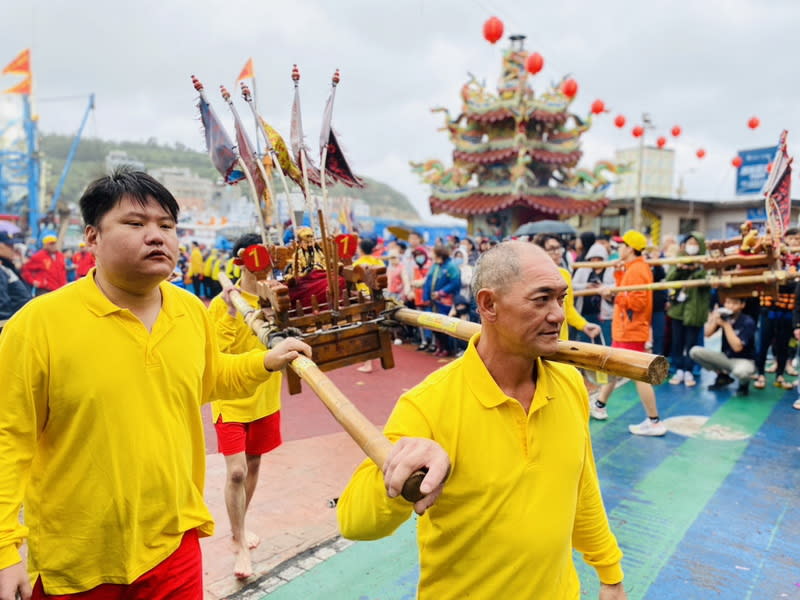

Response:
(39, 134), (420, 220)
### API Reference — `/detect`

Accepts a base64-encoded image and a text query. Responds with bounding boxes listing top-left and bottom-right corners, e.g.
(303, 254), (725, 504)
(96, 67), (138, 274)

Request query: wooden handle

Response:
(392, 308), (668, 384)
(218, 273), (426, 502)
(574, 270), (795, 297)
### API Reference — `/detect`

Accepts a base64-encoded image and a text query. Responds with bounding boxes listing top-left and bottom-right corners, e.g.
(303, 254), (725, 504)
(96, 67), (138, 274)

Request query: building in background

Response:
(104, 150), (145, 173)
(612, 146), (676, 199)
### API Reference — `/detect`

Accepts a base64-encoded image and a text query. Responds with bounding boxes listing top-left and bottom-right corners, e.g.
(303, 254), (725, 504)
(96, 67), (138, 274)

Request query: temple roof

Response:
(453, 148), (582, 167)
(429, 192), (609, 218)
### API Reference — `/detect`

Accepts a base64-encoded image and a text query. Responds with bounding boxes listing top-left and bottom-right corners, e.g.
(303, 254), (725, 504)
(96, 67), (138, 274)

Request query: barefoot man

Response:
(0, 169), (310, 600)
(207, 233), (285, 579)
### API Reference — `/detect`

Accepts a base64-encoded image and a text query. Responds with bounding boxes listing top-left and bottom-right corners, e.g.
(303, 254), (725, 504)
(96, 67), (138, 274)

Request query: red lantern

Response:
(632, 125), (644, 138)
(671, 125), (681, 137)
(748, 116), (760, 130)
(656, 136), (667, 148)
(483, 17), (504, 44)
(614, 115), (626, 128)
(525, 52), (544, 75)
(766, 162), (773, 173)
(732, 156), (743, 168)
(590, 99), (605, 115)
(561, 78), (578, 99)
(696, 148), (706, 159)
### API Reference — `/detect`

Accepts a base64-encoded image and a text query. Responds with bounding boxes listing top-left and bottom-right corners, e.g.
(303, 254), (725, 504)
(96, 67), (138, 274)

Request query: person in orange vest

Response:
(596, 229), (666, 436)
(73, 241), (96, 278)
(21, 234), (67, 295)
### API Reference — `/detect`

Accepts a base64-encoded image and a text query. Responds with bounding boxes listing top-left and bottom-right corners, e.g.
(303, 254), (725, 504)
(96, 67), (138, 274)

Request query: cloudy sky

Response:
(2, 0), (799, 220)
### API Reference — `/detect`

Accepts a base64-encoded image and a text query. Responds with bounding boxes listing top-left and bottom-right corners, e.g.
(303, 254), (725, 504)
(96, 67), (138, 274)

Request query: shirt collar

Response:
(462, 333), (555, 413)
(79, 269), (186, 319)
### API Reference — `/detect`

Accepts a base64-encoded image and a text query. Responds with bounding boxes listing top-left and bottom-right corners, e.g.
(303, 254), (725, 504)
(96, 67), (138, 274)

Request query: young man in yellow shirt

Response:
(337, 241), (627, 600)
(0, 169), (310, 599)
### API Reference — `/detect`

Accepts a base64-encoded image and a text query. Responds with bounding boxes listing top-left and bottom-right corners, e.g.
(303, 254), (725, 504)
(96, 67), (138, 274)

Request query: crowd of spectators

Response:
(3, 225), (799, 414)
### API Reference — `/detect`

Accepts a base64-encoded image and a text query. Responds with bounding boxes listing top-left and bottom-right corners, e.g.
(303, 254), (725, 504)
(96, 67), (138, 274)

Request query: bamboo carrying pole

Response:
(572, 255), (716, 270)
(217, 273), (427, 502)
(392, 308), (668, 385)
(573, 269), (797, 297)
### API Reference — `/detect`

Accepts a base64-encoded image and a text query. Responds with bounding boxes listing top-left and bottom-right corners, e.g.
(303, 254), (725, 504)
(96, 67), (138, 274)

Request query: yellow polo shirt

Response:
(0, 273), (272, 593)
(208, 289), (282, 423)
(337, 334), (623, 599)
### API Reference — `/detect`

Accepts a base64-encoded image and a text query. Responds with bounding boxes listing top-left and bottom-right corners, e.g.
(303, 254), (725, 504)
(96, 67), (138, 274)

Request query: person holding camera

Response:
(689, 296), (756, 395)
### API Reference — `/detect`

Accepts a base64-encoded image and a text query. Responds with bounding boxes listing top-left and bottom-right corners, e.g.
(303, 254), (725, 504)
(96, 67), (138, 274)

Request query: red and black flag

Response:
(319, 70), (364, 188)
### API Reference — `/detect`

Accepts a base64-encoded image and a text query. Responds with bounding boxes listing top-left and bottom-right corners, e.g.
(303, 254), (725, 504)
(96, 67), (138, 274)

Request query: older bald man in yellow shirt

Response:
(338, 241), (627, 600)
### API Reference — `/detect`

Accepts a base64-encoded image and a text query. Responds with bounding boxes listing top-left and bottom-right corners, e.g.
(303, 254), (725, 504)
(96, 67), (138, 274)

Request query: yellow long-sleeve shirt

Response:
(0, 273), (273, 593)
(353, 254), (385, 295)
(208, 289), (282, 423)
(337, 334), (623, 599)
(559, 266), (588, 340)
(188, 247), (204, 277)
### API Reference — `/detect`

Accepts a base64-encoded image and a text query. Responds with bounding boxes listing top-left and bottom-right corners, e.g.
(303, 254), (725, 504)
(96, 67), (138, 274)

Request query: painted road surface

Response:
(247, 377), (800, 600)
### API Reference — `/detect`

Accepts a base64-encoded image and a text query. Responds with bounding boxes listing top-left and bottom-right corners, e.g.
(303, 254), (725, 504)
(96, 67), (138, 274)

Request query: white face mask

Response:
(685, 243), (700, 256)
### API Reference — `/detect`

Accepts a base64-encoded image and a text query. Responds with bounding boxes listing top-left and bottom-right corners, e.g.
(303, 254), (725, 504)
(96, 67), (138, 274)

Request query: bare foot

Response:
(245, 530), (260, 549)
(233, 545), (253, 579)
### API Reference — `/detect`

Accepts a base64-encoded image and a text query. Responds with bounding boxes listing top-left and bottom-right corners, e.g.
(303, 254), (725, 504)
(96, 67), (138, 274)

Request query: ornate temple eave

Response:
(465, 108), (569, 126)
(454, 148), (582, 167)
(429, 193), (608, 218)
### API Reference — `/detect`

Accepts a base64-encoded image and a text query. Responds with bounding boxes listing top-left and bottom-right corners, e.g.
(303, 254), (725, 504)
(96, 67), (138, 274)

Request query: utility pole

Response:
(633, 113), (654, 232)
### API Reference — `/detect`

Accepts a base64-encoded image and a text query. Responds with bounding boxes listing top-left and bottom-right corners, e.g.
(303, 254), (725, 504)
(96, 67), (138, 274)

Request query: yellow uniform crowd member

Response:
(188, 242), (205, 297)
(0, 169), (311, 598)
(338, 241), (626, 600)
(207, 233), (285, 579)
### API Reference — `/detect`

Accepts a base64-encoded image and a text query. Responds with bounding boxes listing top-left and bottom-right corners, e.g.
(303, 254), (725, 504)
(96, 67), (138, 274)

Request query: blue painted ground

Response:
(254, 376), (800, 600)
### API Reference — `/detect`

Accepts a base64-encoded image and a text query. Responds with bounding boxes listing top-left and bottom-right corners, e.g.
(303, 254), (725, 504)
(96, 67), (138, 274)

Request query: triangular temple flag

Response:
(2, 49), (30, 76)
(233, 110), (267, 205)
(192, 77), (245, 185)
(290, 64), (326, 187)
(3, 76), (32, 95)
(260, 117), (305, 191)
(319, 70), (364, 188)
(236, 58), (254, 82)
(762, 130), (792, 237)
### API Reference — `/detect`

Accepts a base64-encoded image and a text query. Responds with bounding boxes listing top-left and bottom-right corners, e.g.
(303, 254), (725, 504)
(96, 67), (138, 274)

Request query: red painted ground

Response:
(202, 343), (450, 453)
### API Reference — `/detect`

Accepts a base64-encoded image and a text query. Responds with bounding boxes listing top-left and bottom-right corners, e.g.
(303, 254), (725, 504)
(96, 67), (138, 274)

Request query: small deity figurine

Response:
(284, 226), (328, 284)
(739, 221), (761, 255)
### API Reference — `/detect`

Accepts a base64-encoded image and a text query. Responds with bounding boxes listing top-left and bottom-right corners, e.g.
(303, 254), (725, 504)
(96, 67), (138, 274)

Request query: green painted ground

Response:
(247, 380), (789, 600)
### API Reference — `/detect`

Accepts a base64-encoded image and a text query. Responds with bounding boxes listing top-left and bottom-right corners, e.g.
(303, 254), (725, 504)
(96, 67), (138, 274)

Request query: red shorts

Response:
(215, 411), (282, 456)
(32, 529), (201, 600)
(612, 340), (647, 352)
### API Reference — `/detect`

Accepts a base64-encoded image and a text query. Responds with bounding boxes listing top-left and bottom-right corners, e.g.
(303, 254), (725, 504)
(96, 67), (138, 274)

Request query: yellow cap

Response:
(78, 241), (86, 248)
(296, 226), (314, 240)
(42, 234), (58, 244)
(622, 230), (647, 252)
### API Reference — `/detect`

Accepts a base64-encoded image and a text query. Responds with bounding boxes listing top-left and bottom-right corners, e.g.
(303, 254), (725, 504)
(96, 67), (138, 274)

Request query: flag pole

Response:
(319, 69), (341, 236)
(251, 69), (261, 158)
(243, 85), (300, 237)
(218, 85), (270, 245)
(291, 65), (318, 234)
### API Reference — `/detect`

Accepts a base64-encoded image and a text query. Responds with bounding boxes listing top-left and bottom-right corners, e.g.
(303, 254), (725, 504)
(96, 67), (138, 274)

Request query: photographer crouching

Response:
(689, 296), (756, 395)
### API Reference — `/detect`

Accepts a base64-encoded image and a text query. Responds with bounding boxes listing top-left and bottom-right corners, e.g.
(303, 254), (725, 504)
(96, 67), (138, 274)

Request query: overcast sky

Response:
(2, 0), (799, 220)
